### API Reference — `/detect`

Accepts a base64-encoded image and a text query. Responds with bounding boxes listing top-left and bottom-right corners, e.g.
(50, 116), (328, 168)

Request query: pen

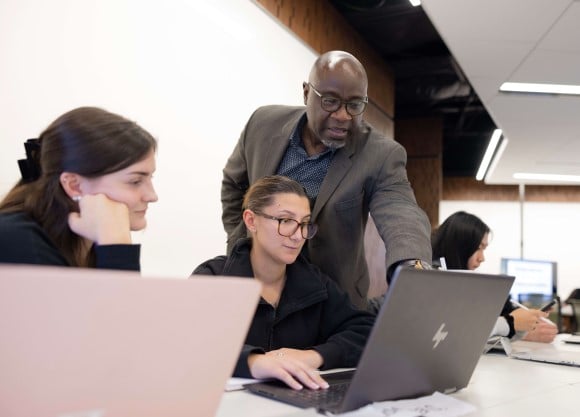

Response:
(509, 299), (555, 326)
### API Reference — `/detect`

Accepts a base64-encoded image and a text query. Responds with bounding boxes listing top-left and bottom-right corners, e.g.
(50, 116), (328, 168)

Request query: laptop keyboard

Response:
(282, 381), (350, 407)
(246, 370), (355, 410)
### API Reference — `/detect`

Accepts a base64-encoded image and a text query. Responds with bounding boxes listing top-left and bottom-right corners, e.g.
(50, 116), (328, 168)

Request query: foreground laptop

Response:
(246, 267), (514, 414)
(0, 265), (260, 417)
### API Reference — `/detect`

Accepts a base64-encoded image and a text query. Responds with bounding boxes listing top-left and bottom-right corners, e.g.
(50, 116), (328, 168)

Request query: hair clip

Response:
(17, 138), (41, 183)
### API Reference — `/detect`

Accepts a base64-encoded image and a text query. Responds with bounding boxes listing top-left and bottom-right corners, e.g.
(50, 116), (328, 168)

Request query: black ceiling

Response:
(330, 0), (497, 177)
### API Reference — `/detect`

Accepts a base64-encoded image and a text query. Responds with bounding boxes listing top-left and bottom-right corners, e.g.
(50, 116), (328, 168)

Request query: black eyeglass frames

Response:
(254, 212), (318, 239)
(308, 83), (368, 116)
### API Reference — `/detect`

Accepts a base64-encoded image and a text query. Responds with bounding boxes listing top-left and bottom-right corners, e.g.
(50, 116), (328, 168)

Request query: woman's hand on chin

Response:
(68, 194), (131, 244)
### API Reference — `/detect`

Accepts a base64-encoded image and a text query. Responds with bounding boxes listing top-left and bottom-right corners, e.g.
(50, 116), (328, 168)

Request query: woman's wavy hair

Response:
(0, 107), (157, 266)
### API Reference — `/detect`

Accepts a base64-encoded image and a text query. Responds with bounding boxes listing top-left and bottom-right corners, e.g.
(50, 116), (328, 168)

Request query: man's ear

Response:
(302, 81), (309, 105)
(243, 209), (257, 233)
(59, 172), (83, 199)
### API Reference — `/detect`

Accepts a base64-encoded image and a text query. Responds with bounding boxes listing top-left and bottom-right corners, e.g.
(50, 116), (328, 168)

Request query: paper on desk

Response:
(331, 392), (476, 417)
(277, 409), (320, 417)
(224, 377), (259, 391)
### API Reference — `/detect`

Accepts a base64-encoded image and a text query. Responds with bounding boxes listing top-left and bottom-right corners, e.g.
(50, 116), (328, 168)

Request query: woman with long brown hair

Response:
(0, 107), (158, 270)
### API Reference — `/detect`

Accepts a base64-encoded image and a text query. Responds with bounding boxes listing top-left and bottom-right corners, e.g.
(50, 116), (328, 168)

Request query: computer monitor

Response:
(500, 258), (557, 303)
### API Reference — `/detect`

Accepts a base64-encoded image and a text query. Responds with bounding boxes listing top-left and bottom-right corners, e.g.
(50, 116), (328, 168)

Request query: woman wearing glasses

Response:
(193, 175), (374, 390)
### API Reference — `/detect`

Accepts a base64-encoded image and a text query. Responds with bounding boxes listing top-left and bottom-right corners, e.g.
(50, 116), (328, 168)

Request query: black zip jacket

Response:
(0, 211), (140, 270)
(192, 238), (375, 377)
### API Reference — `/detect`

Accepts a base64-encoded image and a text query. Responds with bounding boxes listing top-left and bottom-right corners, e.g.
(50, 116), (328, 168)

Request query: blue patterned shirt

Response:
(276, 115), (335, 202)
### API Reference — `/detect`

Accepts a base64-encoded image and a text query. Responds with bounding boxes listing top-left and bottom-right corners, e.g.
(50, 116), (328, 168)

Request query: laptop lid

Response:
(0, 265), (260, 417)
(340, 267), (513, 411)
(247, 267), (514, 413)
(507, 337), (580, 367)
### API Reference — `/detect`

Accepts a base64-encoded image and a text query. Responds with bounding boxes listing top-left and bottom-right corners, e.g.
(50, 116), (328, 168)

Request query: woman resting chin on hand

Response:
(0, 107), (158, 270)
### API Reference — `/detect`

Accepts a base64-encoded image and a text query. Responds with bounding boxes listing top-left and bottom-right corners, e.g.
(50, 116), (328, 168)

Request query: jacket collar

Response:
(310, 119), (372, 218)
(258, 108), (306, 179)
(224, 239), (328, 319)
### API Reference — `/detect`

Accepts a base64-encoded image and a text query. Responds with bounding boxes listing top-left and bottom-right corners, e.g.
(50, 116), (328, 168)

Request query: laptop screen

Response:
(0, 265), (260, 417)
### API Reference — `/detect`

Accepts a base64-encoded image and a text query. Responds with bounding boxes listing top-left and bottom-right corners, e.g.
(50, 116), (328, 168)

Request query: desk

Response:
(217, 337), (580, 417)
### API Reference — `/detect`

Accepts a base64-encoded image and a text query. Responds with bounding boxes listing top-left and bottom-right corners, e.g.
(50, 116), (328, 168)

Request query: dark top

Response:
(0, 211), (140, 270)
(500, 298), (517, 338)
(192, 238), (375, 378)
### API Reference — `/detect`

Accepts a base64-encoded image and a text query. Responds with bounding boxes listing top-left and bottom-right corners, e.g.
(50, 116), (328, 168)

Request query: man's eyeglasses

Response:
(254, 212), (318, 239)
(308, 83), (368, 116)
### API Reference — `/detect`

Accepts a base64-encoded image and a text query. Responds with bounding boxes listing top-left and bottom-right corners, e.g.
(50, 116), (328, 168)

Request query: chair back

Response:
(565, 289), (580, 333)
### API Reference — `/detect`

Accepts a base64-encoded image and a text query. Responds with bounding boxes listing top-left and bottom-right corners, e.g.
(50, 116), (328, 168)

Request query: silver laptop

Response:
(246, 267), (514, 414)
(0, 265), (260, 417)
(506, 337), (580, 367)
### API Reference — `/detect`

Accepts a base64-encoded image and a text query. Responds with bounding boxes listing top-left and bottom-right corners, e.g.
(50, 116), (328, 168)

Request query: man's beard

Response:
(321, 137), (347, 149)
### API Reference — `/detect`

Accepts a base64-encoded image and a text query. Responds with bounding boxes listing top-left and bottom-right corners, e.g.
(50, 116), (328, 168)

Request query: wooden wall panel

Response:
(443, 178), (517, 201)
(407, 158), (441, 229)
(394, 118), (442, 157)
(395, 118), (443, 229)
(443, 178), (580, 202)
(364, 101), (394, 139)
(526, 186), (580, 202)
(255, 0), (395, 118)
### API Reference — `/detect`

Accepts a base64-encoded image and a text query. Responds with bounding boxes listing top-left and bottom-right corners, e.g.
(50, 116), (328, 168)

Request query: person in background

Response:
(0, 107), (158, 270)
(221, 50), (432, 311)
(432, 211), (557, 343)
(193, 175), (374, 390)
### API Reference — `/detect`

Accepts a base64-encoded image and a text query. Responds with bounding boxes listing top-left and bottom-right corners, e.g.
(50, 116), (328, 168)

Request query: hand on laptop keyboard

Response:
(248, 350), (330, 391)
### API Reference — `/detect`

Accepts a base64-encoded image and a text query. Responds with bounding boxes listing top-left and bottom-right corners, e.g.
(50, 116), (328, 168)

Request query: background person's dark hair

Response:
(0, 106), (157, 266)
(243, 175), (308, 214)
(431, 211), (490, 269)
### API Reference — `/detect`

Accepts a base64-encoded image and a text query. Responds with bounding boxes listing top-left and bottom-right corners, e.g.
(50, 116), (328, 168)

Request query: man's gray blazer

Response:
(222, 105), (432, 309)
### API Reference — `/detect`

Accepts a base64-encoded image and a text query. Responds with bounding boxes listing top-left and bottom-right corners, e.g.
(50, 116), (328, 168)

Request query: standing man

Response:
(222, 50), (431, 310)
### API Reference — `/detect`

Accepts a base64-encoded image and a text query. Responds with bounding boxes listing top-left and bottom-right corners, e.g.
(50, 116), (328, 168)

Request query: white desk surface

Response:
(217, 336), (580, 417)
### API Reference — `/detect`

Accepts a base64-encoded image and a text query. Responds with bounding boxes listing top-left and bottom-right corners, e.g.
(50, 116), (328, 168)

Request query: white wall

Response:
(440, 201), (580, 302)
(0, 0), (316, 277)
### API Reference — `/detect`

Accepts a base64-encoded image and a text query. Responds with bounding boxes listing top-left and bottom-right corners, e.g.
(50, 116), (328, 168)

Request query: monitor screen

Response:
(500, 258), (557, 302)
